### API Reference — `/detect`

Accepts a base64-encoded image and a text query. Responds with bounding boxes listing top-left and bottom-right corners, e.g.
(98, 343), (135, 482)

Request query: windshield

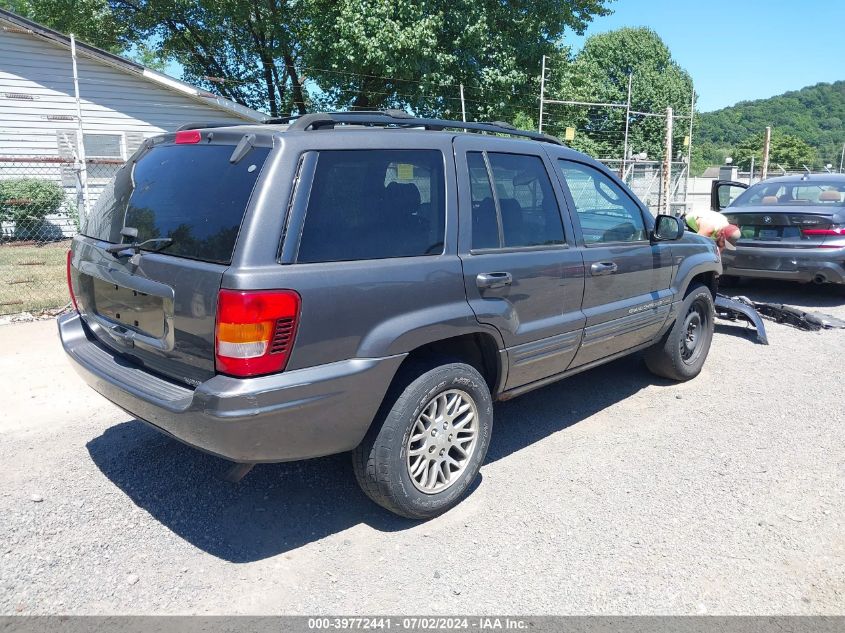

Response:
(732, 180), (845, 208)
(82, 143), (270, 264)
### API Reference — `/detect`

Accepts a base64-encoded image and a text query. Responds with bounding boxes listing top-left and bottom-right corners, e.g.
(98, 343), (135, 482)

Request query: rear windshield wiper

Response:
(106, 237), (174, 257)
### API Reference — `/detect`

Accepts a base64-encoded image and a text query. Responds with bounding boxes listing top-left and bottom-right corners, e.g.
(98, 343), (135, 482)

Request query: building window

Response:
(83, 133), (124, 159)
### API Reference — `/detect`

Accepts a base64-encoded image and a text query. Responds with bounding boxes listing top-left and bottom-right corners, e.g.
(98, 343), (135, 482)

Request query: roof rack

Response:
(263, 110), (564, 146)
(175, 121), (244, 131)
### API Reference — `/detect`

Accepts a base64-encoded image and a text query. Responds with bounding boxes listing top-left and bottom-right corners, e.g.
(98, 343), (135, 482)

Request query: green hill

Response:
(697, 81), (845, 169)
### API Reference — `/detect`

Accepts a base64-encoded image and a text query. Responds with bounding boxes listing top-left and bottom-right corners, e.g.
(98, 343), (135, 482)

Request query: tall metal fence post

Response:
(661, 106), (673, 215)
(538, 55), (546, 133)
(70, 34), (90, 216)
(621, 73), (632, 180)
(761, 126), (771, 181)
(684, 85), (694, 207)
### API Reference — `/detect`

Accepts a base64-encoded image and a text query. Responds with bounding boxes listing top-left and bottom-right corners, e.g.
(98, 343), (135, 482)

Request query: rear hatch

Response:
(69, 131), (272, 385)
(723, 207), (843, 249)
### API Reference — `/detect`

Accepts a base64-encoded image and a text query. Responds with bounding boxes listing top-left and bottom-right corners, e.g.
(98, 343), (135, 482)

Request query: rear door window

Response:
(466, 151), (565, 250)
(487, 153), (565, 248)
(467, 152), (500, 250)
(296, 150), (445, 263)
(82, 143), (270, 264)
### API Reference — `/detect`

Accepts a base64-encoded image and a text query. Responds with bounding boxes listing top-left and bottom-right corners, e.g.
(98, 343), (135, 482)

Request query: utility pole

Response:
(661, 106), (673, 215)
(749, 156), (755, 185)
(459, 84), (466, 122)
(684, 85), (695, 207)
(70, 34), (90, 216)
(839, 142), (844, 173)
(538, 55), (546, 133)
(621, 73), (633, 181)
(761, 126), (772, 180)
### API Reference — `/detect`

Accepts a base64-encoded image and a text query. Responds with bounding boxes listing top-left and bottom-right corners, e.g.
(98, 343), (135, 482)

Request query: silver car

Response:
(712, 174), (845, 289)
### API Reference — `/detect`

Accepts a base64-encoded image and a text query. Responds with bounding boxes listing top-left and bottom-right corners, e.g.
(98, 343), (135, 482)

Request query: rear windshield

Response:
(82, 143), (270, 264)
(732, 181), (845, 208)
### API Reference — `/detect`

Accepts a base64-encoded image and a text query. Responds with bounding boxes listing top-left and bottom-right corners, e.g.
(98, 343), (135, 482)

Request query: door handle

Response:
(476, 272), (513, 290)
(590, 261), (618, 276)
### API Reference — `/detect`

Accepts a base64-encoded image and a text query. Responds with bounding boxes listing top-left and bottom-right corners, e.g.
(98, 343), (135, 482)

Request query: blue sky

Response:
(566, 0), (845, 112)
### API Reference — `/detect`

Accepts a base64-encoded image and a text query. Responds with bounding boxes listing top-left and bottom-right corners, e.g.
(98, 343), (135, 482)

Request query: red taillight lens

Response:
(801, 227), (845, 236)
(215, 289), (300, 377)
(802, 225), (845, 247)
(66, 250), (79, 312)
(174, 130), (201, 144)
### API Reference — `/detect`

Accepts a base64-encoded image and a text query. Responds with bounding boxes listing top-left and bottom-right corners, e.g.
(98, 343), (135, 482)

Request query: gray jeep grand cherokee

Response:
(59, 111), (721, 519)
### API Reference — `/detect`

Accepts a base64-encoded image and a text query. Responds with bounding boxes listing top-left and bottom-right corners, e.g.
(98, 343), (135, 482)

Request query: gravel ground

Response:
(1, 279), (843, 615)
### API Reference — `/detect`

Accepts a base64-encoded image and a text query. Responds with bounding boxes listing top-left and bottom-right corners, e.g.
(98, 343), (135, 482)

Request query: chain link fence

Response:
(601, 159), (690, 214)
(0, 156), (121, 316)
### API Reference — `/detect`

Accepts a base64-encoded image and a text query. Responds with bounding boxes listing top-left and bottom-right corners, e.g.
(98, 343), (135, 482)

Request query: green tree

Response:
(110, 0), (310, 116)
(109, 0), (612, 118)
(545, 27), (693, 160)
(304, 0), (612, 118)
(732, 131), (818, 172)
(1, 0), (129, 52)
(690, 140), (731, 176)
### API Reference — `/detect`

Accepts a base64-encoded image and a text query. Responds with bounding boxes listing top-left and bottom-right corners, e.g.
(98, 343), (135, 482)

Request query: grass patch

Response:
(0, 240), (71, 315)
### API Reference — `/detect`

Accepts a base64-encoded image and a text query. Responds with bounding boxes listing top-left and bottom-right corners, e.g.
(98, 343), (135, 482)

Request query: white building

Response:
(0, 8), (265, 236)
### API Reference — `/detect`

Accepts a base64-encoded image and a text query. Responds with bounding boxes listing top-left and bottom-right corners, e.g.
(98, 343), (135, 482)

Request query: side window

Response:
(466, 152), (564, 250)
(467, 152), (499, 250)
(297, 150), (445, 263)
(557, 160), (647, 244)
(487, 153), (565, 248)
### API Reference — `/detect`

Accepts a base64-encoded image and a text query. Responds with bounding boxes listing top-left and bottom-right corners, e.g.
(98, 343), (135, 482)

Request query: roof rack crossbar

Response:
(265, 111), (563, 145)
(176, 121), (243, 131)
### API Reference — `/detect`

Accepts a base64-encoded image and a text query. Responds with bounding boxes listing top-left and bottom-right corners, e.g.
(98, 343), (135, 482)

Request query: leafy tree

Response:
(304, 0), (612, 119)
(109, 0), (612, 118)
(732, 131), (818, 172)
(511, 111), (536, 131)
(110, 0), (310, 116)
(690, 140), (731, 175)
(0, 0), (129, 52)
(0, 178), (66, 222)
(545, 27), (693, 160)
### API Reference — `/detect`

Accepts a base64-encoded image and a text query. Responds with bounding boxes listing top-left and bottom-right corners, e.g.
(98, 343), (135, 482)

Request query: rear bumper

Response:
(58, 312), (405, 463)
(722, 245), (845, 284)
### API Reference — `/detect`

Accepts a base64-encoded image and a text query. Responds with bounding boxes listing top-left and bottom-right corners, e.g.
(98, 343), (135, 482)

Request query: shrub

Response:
(0, 178), (66, 223)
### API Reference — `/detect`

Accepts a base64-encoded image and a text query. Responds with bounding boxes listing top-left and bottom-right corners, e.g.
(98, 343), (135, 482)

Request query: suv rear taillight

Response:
(66, 250), (78, 312)
(215, 289), (300, 377)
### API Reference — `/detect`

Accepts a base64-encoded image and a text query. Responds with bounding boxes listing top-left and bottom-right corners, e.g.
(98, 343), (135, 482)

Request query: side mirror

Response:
(652, 214), (684, 241)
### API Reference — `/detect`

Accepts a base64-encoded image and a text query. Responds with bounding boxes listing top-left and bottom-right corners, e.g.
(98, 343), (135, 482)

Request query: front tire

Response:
(352, 362), (493, 519)
(644, 283), (715, 381)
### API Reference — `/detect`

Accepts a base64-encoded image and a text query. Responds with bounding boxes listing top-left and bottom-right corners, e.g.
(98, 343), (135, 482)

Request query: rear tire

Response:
(645, 283), (715, 381)
(352, 362), (493, 520)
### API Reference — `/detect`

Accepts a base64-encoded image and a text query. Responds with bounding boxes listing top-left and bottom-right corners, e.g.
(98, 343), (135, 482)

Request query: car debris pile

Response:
(715, 294), (845, 345)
